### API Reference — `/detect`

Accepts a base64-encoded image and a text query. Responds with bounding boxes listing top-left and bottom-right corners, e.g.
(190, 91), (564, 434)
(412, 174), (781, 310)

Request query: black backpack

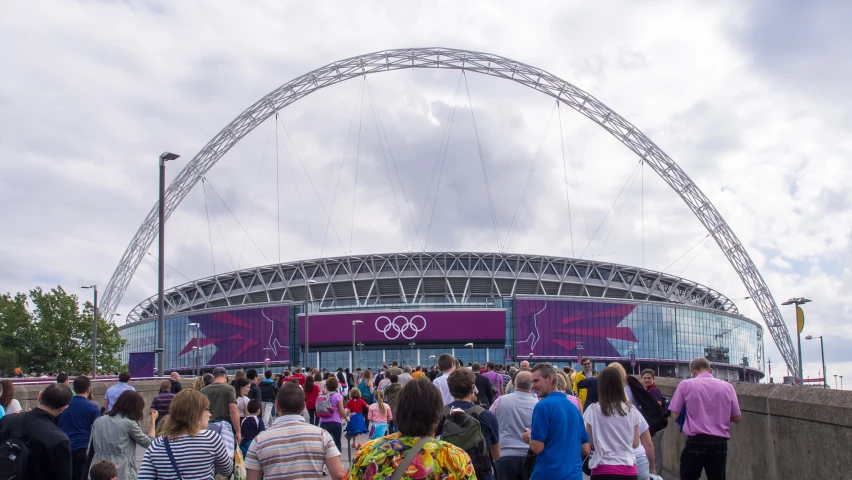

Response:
(0, 414), (30, 480)
(440, 405), (492, 479)
(627, 376), (668, 435)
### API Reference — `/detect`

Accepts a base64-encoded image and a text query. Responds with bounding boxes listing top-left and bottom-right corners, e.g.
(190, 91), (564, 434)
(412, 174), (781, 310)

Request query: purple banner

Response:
(178, 305), (290, 365)
(128, 352), (155, 378)
(299, 310), (505, 344)
(515, 299), (638, 359)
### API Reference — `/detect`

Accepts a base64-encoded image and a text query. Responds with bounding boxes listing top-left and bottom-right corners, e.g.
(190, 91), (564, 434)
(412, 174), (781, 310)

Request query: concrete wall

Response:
(9, 378), (197, 430)
(654, 377), (852, 480)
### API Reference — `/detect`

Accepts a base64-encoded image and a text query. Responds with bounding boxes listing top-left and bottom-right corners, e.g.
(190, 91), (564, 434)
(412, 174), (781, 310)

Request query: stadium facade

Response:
(118, 252), (764, 381)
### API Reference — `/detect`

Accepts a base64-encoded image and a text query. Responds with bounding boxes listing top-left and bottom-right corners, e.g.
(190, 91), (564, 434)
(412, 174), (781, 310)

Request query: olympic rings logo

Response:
(375, 315), (427, 340)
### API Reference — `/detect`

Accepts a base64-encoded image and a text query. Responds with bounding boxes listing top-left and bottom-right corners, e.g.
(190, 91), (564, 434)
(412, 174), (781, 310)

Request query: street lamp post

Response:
(157, 151), (180, 377)
(81, 285), (98, 377)
(409, 342), (416, 366)
(834, 374), (838, 390)
(781, 297), (812, 386)
(304, 279), (317, 371)
(805, 335), (827, 388)
(464, 343), (474, 365)
(841, 376), (844, 391)
(188, 323), (200, 377)
(351, 320), (363, 372)
(429, 355), (436, 368)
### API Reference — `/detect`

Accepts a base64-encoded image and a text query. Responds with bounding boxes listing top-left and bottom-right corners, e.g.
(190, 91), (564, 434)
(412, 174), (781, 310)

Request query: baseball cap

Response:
(212, 367), (228, 375)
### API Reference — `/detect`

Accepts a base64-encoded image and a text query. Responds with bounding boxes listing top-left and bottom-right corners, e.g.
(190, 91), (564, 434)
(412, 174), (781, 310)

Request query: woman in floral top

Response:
(348, 380), (475, 480)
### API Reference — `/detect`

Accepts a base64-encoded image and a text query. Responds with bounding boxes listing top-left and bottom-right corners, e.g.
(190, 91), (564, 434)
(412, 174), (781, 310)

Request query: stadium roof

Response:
(125, 252), (739, 324)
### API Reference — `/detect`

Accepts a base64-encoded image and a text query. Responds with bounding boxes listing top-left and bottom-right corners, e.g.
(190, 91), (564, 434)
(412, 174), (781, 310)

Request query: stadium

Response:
(118, 251), (764, 382)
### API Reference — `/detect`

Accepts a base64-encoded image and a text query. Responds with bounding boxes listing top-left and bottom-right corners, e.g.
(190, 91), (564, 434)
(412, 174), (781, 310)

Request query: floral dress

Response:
(348, 433), (475, 480)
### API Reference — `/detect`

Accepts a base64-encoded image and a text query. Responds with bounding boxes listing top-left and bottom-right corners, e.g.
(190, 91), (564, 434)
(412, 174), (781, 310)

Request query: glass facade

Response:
(120, 298), (763, 378)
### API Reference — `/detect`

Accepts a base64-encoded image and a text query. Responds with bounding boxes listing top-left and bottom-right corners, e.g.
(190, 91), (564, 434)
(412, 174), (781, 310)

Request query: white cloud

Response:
(1, 0), (849, 384)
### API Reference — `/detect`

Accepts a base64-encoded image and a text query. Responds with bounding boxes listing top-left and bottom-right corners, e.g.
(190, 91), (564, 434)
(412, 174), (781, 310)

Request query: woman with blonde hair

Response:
(192, 376), (205, 391)
(367, 389), (393, 439)
(557, 368), (583, 413)
(138, 389), (233, 479)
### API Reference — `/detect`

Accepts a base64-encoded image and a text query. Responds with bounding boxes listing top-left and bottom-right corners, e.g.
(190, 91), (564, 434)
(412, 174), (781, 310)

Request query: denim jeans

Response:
(495, 455), (528, 480)
(680, 434), (728, 480)
(636, 455), (650, 480)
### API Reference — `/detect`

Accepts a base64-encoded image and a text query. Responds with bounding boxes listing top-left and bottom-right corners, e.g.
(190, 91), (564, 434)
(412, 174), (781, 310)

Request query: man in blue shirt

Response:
(103, 372), (135, 412)
(444, 368), (501, 480)
(523, 363), (590, 480)
(59, 375), (101, 480)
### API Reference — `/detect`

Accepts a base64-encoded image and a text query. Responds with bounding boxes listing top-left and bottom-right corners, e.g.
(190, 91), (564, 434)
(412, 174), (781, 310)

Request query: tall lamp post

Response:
(834, 374), (838, 390)
(303, 279), (318, 370)
(351, 320), (363, 372)
(781, 297), (812, 386)
(157, 151), (180, 377)
(429, 355), (436, 368)
(464, 343), (474, 365)
(81, 285), (98, 377)
(805, 335), (826, 388)
(188, 323), (200, 377)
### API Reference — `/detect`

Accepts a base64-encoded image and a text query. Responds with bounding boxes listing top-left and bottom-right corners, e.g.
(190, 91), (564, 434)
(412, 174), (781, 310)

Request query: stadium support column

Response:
(157, 152), (180, 377)
(352, 320), (363, 371)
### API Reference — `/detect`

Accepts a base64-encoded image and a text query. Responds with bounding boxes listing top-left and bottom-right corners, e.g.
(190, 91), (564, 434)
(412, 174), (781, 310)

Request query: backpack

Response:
(0, 413), (30, 480)
(440, 405), (492, 479)
(627, 377), (668, 435)
(316, 392), (335, 419)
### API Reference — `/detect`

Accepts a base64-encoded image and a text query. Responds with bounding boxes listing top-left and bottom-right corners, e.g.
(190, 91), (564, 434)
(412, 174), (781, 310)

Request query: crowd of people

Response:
(0, 355), (740, 480)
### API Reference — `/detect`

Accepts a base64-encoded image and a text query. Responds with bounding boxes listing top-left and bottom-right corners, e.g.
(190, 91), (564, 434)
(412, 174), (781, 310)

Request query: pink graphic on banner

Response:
(178, 305), (290, 365)
(516, 299), (637, 358)
(299, 310), (505, 344)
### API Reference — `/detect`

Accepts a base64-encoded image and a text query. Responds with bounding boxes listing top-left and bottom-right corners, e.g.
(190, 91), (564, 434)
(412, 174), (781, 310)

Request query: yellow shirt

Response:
(573, 370), (596, 406)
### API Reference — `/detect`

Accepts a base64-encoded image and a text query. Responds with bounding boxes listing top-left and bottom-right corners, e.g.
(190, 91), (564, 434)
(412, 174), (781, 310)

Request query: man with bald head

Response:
(490, 371), (537, 479)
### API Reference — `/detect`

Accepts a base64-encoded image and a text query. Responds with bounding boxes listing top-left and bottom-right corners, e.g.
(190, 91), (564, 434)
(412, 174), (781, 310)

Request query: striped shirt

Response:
(246, 414), (341, 479)
(138, 429), (232, 480)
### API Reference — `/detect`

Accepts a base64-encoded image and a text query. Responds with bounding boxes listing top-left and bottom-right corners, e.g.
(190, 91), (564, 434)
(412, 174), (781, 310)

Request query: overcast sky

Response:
(1, 1), (849, 385)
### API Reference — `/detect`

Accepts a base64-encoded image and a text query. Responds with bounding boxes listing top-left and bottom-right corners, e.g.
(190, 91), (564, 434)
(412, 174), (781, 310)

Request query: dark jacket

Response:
(239, 416), (266, 448)
(0, 408), (73, 480)
(474, 373), (494, 407)
(578, 377), (599, 410)
(248, 382), (262, 403)
(169, 379), (183, 394)
(259, 379), (278, 403)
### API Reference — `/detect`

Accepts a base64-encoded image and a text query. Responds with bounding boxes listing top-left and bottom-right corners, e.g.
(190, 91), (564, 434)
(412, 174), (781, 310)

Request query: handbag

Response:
(389, 436), (432, 480)
(163, 437), (184, 480)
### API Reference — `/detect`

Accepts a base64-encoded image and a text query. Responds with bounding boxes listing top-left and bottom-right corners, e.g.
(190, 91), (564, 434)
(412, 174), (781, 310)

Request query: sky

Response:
(1, 1), (849, 386)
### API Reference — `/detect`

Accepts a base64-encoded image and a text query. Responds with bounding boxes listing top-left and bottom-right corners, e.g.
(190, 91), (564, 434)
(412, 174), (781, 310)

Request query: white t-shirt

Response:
(583, 402), (643, 469)
(432, 373), (454, 405)
(6, 399), (22, 415)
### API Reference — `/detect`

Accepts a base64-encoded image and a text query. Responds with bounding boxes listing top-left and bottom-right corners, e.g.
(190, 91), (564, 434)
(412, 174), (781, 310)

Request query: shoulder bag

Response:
(389, 436), (432, 480)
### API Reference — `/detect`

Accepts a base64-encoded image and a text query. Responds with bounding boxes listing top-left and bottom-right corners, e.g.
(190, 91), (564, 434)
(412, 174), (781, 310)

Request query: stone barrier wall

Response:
(654, 377), (852, 480)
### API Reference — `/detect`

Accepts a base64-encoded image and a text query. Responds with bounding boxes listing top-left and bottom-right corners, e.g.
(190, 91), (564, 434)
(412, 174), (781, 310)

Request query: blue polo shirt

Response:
(58, 395), (101, 451)
(530, 391), (588, 480)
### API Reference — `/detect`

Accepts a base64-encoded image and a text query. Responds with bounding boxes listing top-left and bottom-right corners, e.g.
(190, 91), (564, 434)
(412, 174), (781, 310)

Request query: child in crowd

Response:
(367, 389), (393, 439)
(240, 399), (266, 458)
(345, 388), (369, 449)
(90, 460), (118, 480)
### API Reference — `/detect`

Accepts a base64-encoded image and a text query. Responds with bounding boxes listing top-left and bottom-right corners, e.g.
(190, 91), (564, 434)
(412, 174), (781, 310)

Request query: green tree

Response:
(0, 286), (126, 375)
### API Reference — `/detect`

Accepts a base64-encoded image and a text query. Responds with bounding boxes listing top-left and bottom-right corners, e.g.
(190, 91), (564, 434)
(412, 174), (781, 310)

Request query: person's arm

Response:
(671, 410), (680, 421)
(585, 422), (595, 450)
(730, 387), (742, 423)
(212, 431), (235, 477)
(247, 470), (263, 480)
(632, 424), (640, 449)
(325, 455), (346, 480)
(147, 410), (158, 438)
(641, 429), (655, 473)
(229, 403), (242, 445)
(581, 441), (591, 457)
(731, 414), (742, 423)
(128, 417), (153, 448)
(338, 398), (349, 421)
(489, 442), (500, 461)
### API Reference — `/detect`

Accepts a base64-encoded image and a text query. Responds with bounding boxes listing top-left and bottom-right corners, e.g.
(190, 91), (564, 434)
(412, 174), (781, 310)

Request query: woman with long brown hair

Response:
(138, 389), (232, 479)
(89, 390), (155, 480)
(582, 366), (643, 479)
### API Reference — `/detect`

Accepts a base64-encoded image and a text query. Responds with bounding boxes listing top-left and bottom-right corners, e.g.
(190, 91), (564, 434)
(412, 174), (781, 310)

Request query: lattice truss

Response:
(102, 47), (796, 375)
(126, 252), (737, 322)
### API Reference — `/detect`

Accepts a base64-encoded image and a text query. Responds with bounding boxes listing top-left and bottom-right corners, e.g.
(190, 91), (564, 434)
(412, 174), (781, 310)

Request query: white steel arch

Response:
(101, 47), (798, 376)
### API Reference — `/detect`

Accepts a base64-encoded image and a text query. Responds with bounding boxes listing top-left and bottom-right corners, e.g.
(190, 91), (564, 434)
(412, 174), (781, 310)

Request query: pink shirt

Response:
(367, 402), (393, 423)
(668, 372), (741, 438)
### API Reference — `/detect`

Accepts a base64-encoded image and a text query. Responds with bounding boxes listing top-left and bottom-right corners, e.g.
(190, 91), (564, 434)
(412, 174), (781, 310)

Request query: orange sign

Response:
(796, 306), (805, 334)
